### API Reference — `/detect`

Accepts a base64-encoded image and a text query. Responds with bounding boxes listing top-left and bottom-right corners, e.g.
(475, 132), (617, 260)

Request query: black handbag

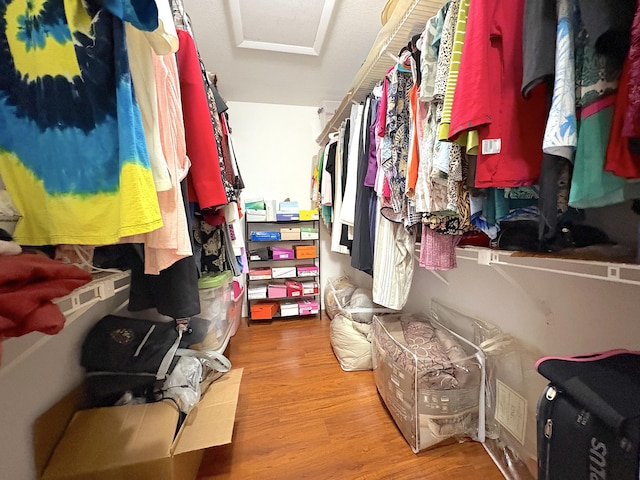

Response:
(536, 350), (640, 480)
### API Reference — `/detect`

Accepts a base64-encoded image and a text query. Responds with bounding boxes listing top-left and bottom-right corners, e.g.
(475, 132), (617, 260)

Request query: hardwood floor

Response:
(197, 314), (505, 480)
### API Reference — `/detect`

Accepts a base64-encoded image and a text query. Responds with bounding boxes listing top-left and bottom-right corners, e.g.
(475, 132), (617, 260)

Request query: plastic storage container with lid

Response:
(190, 271), (233, 352)
(372, 312), (486, 453)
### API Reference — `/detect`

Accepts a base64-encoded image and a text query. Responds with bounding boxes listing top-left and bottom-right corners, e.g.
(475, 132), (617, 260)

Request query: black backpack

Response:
(81, 315), (230, 408)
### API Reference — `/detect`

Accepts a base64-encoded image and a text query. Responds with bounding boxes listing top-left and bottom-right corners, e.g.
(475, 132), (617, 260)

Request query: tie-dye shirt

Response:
(0, 0), (162, 245)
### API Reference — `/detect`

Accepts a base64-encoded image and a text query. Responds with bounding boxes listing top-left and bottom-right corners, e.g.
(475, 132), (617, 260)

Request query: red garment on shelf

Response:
(0, 254), (92, 357)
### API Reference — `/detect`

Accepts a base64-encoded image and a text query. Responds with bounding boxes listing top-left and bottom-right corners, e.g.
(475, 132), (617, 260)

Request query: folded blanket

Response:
(0, 254), (92, 358)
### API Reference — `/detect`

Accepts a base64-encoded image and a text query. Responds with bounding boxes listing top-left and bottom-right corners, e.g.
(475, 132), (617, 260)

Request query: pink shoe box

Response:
(270, 246), (295, 260)
(248, 267), (271, 280)
(296, 264), (318, 277)
(298, 299), (319, 315)
(267, 282), (287, 299)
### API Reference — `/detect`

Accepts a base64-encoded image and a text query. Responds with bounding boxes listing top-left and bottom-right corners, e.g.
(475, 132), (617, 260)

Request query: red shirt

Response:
(606, 58), (640, 179)
(176, 30), (228, 208)
(449, 0), (547, 188)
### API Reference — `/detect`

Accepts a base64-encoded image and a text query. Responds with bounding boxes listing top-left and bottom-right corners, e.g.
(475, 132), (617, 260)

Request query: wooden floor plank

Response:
(197, 315), (505, 480)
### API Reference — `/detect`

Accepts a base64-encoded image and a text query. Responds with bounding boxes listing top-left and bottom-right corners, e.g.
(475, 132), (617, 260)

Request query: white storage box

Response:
(301, 281), (318, 295)
(300, 227), (319, 240)
(192, 271), (233, 351)
(279, 301), (299, 317)
(246, 209), (267, 222)
(271, 266), (296, 279)
(372, 312), (485, 453)
(247, 285), (267, 300)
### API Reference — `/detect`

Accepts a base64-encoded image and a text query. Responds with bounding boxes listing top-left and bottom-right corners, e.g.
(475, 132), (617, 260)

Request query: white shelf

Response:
(1, 271), (131, 378)
(456, 246), (640, 286)
(316, 0), (442, 145)
(53, 270), (131, 318)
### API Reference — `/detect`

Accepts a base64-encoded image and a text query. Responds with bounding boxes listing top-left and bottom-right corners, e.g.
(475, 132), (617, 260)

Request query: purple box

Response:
(270, 246), (295, 260)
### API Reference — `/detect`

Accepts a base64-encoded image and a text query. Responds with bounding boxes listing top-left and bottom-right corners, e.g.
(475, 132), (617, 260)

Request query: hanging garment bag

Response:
(535, 349), (640, 480)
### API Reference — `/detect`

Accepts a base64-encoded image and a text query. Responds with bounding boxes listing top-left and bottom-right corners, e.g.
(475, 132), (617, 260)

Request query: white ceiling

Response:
(183, 0), (390, 107)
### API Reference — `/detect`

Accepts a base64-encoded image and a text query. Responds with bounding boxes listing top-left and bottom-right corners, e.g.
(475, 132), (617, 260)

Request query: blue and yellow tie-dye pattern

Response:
(0, 0), (162, 245)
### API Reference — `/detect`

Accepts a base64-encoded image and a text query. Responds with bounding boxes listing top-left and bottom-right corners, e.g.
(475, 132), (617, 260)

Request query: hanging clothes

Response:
(330, 121), (350, 254)
(127, 180), (200, 320)
(372, 213), (415, 310)
(606, 58), (640, 179)
(521, 0), (557, 97)
(449, 0), (548, 188)
(622, 1), (640, 146)
(125, 0), (177, 194)
(568, 5), (637, 209)
(175, 29), (228, 209)
(351, 96), (378, 276)
(340, 103), (365, 228)
(120, 47), (193, 275)
(0, 0), (163, 245)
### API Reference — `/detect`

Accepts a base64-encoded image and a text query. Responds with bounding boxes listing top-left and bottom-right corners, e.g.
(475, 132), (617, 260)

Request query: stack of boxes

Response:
(246, 199), (319, 321)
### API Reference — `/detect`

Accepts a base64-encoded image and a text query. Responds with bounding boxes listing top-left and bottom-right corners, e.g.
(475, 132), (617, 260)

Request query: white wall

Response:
(228, 101), (320, 210)
(227, 101), (354, 298)
(0, 290), (130, 480)
(226, 100), (640, 358)
(335, 200), (640, 356)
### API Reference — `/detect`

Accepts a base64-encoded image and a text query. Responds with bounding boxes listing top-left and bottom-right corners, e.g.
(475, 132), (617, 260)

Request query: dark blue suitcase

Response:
(536, 350), (640, 480)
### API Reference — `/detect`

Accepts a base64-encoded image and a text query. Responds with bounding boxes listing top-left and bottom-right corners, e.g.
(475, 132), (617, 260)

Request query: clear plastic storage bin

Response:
(372, 312), (486, 453)
(191, 271), (233, 352)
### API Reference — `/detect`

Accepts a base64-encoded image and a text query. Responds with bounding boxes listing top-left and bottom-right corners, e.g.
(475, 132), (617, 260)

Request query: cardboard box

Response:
(298, 300), (319, 315)
(250, 301), (279, 320)
(249, 267), (272, 280)
(40, 369), (243, 480)
(248, 247), (270, 261)
(276, 212), (299, 221)
(296, 264), (318, 277)
(269, 246), (294, 260)
(278, 201), (299, 212)
(250, 231), (280, 241)
(279, 301), (299, 317)
(285, 280), (303, 297)
(271, 266), (296, 279)
(300, 227), (319, 240)
(279, 227), (300, 240)
(245, 209), (267, 222)
(267, 283), (287, 299)
(302, 281), (318, 295)
(294, 245), (316, 259)
(247, 285), (267, 300)
(299, 209), (319, 221)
